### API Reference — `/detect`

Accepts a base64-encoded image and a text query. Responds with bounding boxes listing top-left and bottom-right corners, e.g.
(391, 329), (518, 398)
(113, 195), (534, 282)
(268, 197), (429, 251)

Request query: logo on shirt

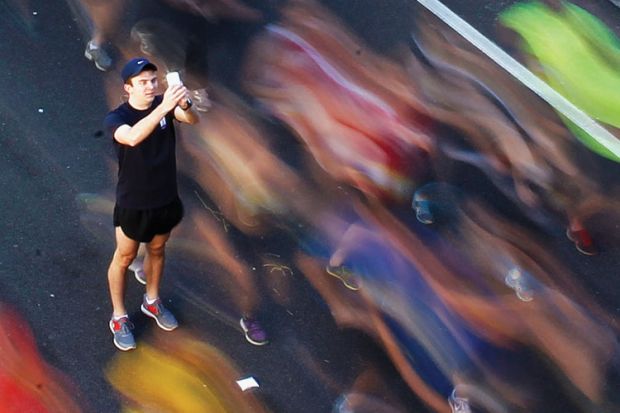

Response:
(160, 117), (167, 129)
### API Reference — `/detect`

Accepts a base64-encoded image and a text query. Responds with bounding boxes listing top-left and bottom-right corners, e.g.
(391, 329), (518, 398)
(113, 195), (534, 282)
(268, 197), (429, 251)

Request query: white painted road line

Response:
(416, 0), (620, 158)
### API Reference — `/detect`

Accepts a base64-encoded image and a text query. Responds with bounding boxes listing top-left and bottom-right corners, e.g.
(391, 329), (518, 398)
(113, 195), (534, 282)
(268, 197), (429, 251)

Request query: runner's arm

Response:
(114, 85), (185, 146)
(173, 102), (199, 124)
(113, 105), (170, 147)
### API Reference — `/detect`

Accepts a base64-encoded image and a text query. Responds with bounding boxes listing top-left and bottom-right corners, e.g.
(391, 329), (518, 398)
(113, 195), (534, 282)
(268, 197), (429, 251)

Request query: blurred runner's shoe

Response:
(109, 316), (136, 351)
(326, 265), (361, 291)
(129, 261), (147, 285)
(240, 317), (268, 346)
(505, 268), (534, 302)
(413, 199), (434, 224)
(191, 88), (212, 112)
(411, 191), (434, 225)
(448, 388), (472, 413)
(566, 227), (597, 256)
(141, 295), (178, 331)
(84, 40), (112, 71)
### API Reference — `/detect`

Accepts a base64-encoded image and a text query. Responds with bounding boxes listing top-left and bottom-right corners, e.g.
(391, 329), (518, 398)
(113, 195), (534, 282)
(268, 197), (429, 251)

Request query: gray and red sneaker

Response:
(109, 316), (136, 351)
(141, 295), (178, 331)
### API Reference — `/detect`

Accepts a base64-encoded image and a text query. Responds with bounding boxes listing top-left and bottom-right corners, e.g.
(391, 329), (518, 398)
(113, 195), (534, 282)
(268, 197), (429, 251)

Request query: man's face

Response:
(125, 70), (158, 105)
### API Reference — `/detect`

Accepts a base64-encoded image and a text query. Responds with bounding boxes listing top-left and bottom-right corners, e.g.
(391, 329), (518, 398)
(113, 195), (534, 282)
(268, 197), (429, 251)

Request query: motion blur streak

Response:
(163, 0), (262, 21)
(416, 0), (620, 160)
(410, 13), (620, 237)
(179, 86), (311, 233)
(302, 197), (618, 411)
(106, 332), (269, 413)
(244, 0), (431, 202)
(500, 0), (620, 162)
(0, 305), (83, 413)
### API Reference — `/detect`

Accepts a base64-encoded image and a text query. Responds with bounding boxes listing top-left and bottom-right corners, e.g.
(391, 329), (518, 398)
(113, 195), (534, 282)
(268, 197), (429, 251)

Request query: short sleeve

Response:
(104, 110), (126, 141)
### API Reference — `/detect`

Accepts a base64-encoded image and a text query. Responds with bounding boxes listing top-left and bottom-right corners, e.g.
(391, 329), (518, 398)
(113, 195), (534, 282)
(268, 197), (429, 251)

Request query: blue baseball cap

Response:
(121, 57), (157, 83)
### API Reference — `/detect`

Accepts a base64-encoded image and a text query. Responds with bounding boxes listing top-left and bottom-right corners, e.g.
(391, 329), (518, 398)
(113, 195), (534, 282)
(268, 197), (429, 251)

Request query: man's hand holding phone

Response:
(160, 72), (188, 113)
(161, 84), (187, 113)
(167, 71), (192, 109)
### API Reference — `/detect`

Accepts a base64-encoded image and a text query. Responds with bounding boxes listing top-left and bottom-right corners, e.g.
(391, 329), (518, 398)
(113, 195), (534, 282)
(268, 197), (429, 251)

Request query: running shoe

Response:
(504, 267), (534, 302)
(448, 388), (472, 413)
(566, 227), (597, 256)
(84, 40), (112, 71)
(109, 316), (136, 351)
(240, 317), (268, 346)
(141, 295), (178, 331)
(413, 198), (434, 224)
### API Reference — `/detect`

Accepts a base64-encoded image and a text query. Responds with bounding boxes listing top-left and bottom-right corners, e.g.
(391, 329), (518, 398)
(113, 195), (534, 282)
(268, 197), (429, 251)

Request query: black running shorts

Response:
(113, 197), (184, 243)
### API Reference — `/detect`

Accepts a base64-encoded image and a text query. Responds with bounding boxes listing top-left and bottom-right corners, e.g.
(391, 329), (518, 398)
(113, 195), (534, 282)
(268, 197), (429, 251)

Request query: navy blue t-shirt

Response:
(104, 96), (178, 209)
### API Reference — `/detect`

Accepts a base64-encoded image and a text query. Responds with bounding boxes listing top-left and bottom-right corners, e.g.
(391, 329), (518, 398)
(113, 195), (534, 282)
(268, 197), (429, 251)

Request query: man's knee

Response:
(146, 242), (166, 257)
(114, 249), (137, 268)
(147, 233), (169, 257)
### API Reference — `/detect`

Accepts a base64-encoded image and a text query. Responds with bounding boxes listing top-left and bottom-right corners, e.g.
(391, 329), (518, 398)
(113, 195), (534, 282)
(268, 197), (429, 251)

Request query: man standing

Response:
(104, 57), (199, 351)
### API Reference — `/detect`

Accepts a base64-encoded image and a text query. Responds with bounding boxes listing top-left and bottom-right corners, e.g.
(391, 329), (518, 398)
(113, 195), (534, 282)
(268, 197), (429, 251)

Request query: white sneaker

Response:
(128, 260), (146, 285)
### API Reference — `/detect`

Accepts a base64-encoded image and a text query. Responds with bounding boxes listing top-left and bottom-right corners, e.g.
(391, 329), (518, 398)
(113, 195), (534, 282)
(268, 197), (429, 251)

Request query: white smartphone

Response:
(166, 71), (182, 86)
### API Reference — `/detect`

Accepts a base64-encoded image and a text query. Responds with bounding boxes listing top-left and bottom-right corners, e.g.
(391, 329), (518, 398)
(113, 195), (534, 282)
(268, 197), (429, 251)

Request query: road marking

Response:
(415, 0), (620, 158)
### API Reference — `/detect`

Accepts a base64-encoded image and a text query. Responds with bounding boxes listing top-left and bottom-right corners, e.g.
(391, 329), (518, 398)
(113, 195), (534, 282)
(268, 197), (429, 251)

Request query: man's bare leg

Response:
(80, 0), (123, 70)
(108, 227), (140, 317)
(140, 232), (178, 331)
(143, 232), (170, 301)
(80, 0), (124, 45)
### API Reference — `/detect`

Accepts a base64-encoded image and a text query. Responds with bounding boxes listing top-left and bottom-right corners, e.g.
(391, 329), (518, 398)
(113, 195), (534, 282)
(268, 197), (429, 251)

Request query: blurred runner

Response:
(409, 12), (620, 255)
(106, 331), (269, 412)
(0, 305), (84, 412)
(500, 0), (620, 163)
(74, 0), (261, 73)
(244, 0), (432, 205)
(79, 0), (124, 71)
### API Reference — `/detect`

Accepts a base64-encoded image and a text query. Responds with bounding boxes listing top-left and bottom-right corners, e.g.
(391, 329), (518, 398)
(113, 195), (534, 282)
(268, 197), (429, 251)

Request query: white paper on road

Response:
(236, 376), (260, 391)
